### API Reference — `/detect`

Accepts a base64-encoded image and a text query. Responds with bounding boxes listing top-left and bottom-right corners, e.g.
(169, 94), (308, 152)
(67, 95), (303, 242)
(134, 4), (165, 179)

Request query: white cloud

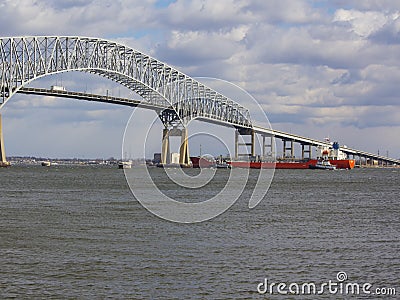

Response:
(155, 26), (248, 66)
(333, 9), (396, 37)
(0, 0), (157, 36)
(158, 0), (255, 30)
(248, 0), (323, 24)
(330, 0), (400, 11)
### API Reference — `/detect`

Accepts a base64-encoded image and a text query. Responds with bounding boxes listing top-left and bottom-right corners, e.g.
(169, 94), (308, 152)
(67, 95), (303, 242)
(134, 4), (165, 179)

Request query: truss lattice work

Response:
(0, 36), (252, 127)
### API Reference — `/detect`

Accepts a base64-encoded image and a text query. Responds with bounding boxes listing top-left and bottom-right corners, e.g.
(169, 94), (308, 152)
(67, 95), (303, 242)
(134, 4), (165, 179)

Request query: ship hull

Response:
(190, 156), (216, 168)
(229, 159), (355, 169)
(228, 161), (313, 169)
(330, 159), (355, 169)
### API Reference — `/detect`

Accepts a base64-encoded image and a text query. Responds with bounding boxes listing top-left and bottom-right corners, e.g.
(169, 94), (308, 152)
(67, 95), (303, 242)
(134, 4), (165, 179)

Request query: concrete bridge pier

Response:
(0, 114), (10, 167)
(161, 128), (171, 165)
(161, 126), (190, 166)
(359, 155), (364, 166)
(235, 128), (255, 160)
(179, 127), (190, 166)
(301, 143), (312, 160)
(282, 139), (294, 160)
(262, 135), (275, 160)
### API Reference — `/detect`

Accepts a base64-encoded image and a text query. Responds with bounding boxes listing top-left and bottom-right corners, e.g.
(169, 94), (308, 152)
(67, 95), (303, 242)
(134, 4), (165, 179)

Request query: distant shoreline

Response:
(6, 156), (149, 166)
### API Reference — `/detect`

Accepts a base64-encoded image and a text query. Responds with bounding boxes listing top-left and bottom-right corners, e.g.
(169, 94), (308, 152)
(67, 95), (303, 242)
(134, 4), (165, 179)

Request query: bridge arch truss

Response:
(0, 36), (252, 128)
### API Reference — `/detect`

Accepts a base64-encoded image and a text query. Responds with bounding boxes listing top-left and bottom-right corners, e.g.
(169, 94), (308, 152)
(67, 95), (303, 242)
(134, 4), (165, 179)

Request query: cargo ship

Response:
(190, 141), (355, 170)
(190, 156), (216, 168)
(315, 141), (355, 169)
(227, 160), (312, 169)
(190, 156), (232, 169)
(228, 141), (355, 170)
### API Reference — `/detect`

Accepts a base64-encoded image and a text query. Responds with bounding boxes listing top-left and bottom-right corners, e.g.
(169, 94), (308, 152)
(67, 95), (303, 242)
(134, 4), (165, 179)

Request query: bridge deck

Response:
(17, 87), (400, 165)
(18, 87), (169, 111)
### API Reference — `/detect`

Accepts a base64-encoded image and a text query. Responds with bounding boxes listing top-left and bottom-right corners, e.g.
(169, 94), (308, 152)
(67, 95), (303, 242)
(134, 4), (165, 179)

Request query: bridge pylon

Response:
(161, 128), (171, 165)
(234, 128), (256, 160)
(160, 126), (190, 167)
(179, 127), (190, 166)
(0, 114), (10, 167)
(262, 135), (275, 160)
(301, 143), (312, 160)
(282, 139), (294, 161)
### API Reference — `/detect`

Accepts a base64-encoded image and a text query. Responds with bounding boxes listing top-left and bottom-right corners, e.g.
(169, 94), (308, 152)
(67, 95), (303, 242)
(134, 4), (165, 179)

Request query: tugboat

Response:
(309, 160), (336, 170)
(215, 156), (231, 169)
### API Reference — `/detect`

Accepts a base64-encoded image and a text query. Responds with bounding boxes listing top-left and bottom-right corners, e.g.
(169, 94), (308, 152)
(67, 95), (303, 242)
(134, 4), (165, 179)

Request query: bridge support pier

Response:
(283, 139), (294, 160)
(235, 128), (255, 160)
(301, 144), (312, 160)
(0, 114), (10, 167)
(161, 128), (171, 165)
(161, 126), (190, 166)
(179, 127), (190, 166)
(358, 155), (362, 167)
(262, 135), (275, 160)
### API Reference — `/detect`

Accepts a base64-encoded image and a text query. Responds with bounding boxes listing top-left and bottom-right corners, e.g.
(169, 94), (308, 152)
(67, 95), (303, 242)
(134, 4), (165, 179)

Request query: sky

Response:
(0, 0), (399, 159)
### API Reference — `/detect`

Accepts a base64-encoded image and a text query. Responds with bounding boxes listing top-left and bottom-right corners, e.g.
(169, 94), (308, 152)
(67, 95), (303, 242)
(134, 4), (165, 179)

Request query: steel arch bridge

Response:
(0, 36), (252, 129)
(1, 36), (398, 168)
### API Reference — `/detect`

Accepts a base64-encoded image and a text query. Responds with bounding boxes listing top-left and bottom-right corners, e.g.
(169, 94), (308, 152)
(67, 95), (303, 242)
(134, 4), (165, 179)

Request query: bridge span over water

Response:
(17, 87), (400, 167)
(0, 36), (399, 166)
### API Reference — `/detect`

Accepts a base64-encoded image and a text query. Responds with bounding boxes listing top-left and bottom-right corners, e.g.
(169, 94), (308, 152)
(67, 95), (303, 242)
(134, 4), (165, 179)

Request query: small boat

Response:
(309, 160), (336, 170)
(216, 162), (231, 169)
(118, 161), (132, 169)
(41, 161), (51, 167)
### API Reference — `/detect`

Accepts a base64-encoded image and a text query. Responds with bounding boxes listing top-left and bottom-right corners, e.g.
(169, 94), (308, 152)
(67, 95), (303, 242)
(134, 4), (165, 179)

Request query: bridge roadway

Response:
(17, 87), (400, 166)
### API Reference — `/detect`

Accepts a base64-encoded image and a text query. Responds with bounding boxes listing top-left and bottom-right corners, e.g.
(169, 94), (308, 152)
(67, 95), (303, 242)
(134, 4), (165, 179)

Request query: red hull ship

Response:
(228, 141), (355, 170)
(191, 141), (355, 170)
(228, 159), (355, 169)
(190, 156), (216, 168)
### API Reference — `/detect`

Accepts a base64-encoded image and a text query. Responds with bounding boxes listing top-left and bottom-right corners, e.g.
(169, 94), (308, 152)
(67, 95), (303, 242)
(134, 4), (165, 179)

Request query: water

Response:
(0, 166), (399, 299)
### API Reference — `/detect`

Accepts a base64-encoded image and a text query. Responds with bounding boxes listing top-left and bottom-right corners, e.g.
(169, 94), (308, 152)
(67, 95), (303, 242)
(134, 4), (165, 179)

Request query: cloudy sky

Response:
(1, 0), (399, 159)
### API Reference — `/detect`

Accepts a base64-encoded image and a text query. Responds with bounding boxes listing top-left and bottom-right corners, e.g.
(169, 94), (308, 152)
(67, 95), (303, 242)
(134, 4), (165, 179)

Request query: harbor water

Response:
(0, 166), (399, 299)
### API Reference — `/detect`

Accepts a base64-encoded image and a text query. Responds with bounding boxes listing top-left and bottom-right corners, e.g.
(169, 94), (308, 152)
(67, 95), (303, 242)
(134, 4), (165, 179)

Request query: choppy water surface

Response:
(0, 166), (399, 299)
